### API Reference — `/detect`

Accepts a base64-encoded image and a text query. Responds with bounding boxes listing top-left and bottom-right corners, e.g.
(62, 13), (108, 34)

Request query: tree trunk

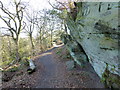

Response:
(29, 34), (35, 55)
(39, 31), (42, 50)
(7, 36), (12, 56)
(51, 30), (53, 47)
(14, 38), (20, 62)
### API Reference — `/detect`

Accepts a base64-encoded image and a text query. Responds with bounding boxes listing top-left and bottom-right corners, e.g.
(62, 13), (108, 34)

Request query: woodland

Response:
(0, 0), (120, 89)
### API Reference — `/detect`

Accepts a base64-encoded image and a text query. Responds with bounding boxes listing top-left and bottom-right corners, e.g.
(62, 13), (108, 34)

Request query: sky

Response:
(0, 0), (56, 38)
(0, 0), (54, 9)
(28, 0), (54, 10)
(26, 0), (56, 38)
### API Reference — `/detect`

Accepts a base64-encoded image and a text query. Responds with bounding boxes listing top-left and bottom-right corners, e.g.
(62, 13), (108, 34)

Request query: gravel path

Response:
(34, 47), (104, 88)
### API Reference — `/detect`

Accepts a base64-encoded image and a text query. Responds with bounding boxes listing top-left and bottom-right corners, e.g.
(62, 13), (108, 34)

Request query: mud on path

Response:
(34, 46), (104, 88)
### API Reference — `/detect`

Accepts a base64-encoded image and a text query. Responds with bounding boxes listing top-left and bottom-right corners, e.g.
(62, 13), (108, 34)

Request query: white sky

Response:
(0, 0), (56, 38)
(0, 0), (55, 11)
(28, 0), (55, 10)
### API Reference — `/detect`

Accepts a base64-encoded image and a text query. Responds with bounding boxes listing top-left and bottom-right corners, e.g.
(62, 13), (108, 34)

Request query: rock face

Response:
(62, 2), (120, 88)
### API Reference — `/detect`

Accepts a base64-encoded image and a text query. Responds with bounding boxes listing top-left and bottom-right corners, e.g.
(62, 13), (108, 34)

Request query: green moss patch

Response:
(102, 64), (120, 88)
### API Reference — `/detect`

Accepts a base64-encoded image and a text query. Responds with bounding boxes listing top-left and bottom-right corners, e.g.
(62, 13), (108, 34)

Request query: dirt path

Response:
(34, 46), (104, 88)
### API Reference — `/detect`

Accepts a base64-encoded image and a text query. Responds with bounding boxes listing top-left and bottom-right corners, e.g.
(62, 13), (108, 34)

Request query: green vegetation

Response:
(0, 0), (64, 71)
(55, 46), (72, 60)
(101, 63), (120, 88)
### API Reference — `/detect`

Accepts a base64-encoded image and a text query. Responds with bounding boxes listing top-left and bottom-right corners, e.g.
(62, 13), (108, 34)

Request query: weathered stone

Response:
(62, 2), (120, 88)
(61, 34), (89, 67)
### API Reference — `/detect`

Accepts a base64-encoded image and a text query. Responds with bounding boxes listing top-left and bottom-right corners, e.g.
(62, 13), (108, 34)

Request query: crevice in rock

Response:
(98, 2), (102, 12)
(76, 41), (89, 62)
(107, 4), (111, 10)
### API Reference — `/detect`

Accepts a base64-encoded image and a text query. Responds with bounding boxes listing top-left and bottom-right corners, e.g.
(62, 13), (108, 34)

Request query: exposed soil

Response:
(2, 57), (43, 88)
(34, 46), (104, 88)
(2, 45), (105, 88)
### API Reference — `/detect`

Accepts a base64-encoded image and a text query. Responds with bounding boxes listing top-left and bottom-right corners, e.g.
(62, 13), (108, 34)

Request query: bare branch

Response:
(48, 0), (68, 10)
(48, 0), (61, 10)
(21, 21), (26, 30)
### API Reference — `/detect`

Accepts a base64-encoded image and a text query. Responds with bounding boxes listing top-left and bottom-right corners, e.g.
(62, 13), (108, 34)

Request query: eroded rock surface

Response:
(62, 2), (120, 88)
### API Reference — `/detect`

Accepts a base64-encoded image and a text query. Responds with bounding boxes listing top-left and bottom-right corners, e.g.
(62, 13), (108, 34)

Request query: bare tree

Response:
(49, 15), (54, 47)
(25, 11), (35, 55)
(0, 0), (26, 62)
(35, 10), (49, 51)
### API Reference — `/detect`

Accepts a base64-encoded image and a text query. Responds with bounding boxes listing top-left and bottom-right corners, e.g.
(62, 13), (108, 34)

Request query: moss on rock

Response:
(102, 64), (120, 88)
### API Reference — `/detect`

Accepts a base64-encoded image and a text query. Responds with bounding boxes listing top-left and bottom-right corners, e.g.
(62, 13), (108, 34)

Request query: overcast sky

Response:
(0, 0), (55, 10)
(0, 0), (56, 38)
(28, 0), (55, 10)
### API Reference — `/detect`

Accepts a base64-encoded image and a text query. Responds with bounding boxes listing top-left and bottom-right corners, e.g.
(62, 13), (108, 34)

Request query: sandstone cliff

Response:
(62, 2), (120, 88)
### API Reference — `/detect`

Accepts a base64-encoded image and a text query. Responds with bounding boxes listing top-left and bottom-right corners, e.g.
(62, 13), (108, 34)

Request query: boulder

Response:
(27, 59), (36, 74)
